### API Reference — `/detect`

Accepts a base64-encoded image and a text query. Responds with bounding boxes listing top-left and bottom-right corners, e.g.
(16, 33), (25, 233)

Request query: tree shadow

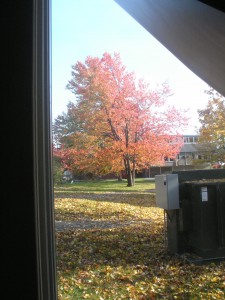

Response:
(54, 191), (156, 208)
(56, 223), (165, 272)
(56, 223), (225, 299)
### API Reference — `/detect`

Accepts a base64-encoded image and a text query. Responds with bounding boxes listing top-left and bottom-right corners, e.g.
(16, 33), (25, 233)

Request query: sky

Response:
(52, 0), (210, 134)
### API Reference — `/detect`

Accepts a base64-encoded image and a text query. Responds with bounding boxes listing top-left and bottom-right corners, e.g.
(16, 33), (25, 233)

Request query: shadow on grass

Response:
(54, 192), (156, 208)
(56, 223), (166, 272)
(56, 223), (225, 299)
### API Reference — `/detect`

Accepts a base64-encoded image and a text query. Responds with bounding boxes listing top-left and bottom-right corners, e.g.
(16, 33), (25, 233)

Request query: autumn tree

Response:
(198, 87), (225, 162)
(52, 101), (83, 148)
(54, 52), (187, 186)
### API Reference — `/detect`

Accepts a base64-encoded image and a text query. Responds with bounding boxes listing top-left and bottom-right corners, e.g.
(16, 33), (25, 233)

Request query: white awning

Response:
(114, 0), (225, 97)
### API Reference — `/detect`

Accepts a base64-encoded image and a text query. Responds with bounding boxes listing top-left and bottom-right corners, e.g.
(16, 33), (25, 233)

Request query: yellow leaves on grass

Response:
(55, 192), (225, 300)
(55, 193), (158, 222)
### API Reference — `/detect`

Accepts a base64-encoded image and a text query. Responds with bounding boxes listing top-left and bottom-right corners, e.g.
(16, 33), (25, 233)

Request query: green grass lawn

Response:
(54, 178), (155, 193)
(55, 179), (225, 300)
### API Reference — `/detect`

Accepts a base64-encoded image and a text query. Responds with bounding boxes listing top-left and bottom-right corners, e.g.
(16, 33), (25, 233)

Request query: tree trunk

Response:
(126, 157), (134, 187)
(132, 159), (136, 186)
(132, 168), (135, 186)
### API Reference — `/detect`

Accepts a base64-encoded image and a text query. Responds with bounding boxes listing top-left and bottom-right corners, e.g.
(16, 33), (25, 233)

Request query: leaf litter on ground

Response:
(55, 182), (225, 300)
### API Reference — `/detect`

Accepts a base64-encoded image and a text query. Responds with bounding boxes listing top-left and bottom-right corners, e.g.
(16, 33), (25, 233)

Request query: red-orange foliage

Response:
(55, 52), (187, 185)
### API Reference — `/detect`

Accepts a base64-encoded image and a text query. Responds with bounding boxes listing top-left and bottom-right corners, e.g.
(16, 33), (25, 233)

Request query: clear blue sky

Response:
(52, 0), (210, 134)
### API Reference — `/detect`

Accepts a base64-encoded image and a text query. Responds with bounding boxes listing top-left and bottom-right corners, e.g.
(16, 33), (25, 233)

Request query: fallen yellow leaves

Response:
(55, 191), (225, 299)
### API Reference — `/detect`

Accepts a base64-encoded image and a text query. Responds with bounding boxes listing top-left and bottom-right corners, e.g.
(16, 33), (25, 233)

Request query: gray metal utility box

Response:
(155, 174), (179, 210)
(155, 169), (225, 262)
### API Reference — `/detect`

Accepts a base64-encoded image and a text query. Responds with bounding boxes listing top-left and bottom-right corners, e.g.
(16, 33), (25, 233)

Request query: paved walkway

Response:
(55, 218), (152, 231)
